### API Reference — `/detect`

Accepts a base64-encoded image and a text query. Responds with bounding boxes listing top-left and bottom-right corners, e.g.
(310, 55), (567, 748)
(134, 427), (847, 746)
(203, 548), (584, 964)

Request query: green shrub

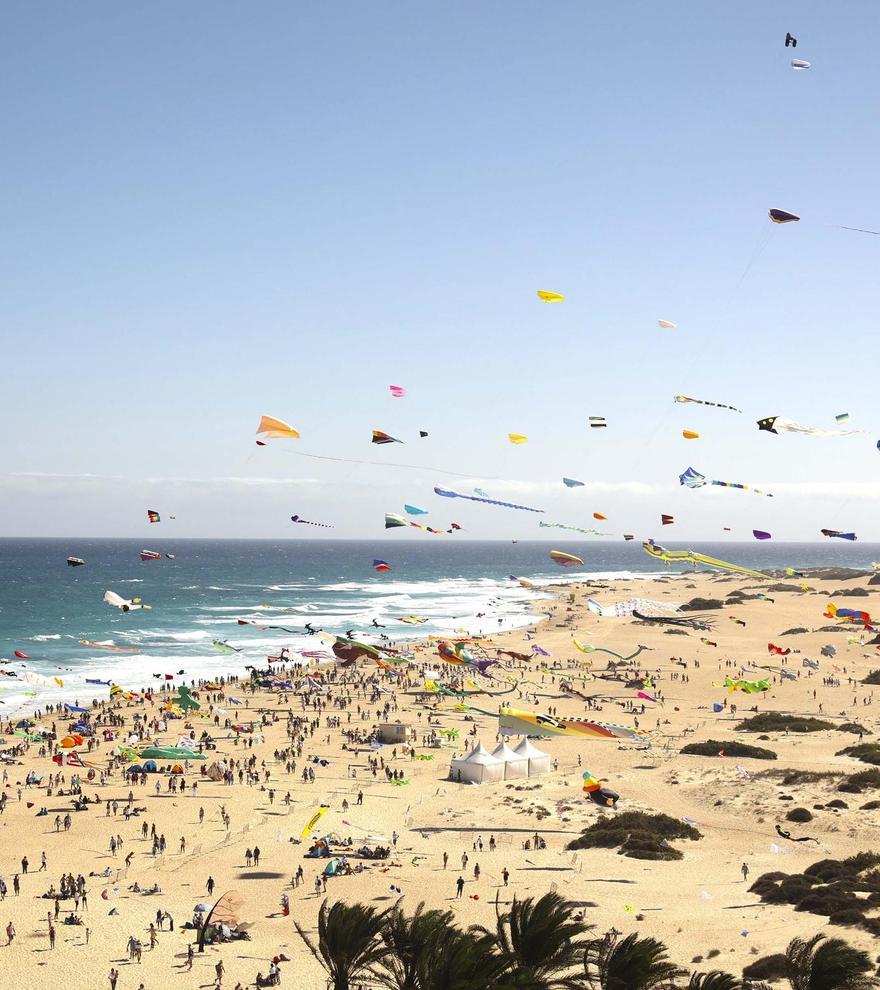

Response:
(838, 743), (880, 766)
(681, 739), (776, 760)
(567, 811), (701, 861)
(736, 713), (836, 733)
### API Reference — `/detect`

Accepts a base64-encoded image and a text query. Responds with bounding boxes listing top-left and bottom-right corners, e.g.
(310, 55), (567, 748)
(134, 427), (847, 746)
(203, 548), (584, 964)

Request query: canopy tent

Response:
(513, 737), (552, 776)
(449, 742), (504, 785)
(491, 740), (529, 779)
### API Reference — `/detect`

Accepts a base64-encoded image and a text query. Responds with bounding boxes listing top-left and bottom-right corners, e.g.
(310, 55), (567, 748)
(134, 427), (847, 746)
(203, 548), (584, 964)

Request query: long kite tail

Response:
(587, 644), (652, 663)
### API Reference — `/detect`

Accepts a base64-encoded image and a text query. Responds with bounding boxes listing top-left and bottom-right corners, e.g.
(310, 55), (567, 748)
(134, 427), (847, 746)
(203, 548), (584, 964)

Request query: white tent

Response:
(491, 740), (529, 779)
(449, 742), (504, 785)
(513, 737), (552, 776)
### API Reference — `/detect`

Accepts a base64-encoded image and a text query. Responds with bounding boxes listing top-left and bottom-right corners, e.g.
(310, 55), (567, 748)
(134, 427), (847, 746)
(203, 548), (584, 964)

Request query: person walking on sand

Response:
(741, 862), (749, 882)
(6, 921), (15, 945)
(207, 876), (215, 896)
(186, 944), (194, 970)
(442, 851), (448, 869)
(455, 876), (465, 898)
(109, 968), (118, 990)
(502, 867), (509, 887)
(48, 922), (56, 949)
(215, 959), (225, 987)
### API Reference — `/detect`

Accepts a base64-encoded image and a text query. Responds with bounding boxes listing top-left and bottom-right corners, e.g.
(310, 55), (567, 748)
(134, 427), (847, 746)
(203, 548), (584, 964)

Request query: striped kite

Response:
(372, 430), (403, 444)
(433, 486), (544, 513)
(498, 707), (649, 744)
(642, 540), (768, 579)
(674, 395), (742, 414)
(679, 466), (773, 497)
(758, 416), (864, 438)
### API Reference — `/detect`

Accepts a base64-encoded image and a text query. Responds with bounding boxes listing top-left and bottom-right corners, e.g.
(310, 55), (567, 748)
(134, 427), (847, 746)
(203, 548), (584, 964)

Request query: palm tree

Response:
(782, 934), (878, 990)
(473, 891), (592, 989)
(376, 901), (459, 990)
(686, 973), (745, 990)
(419, 926), (507, 990)
(583, 932), (683, 990)
(294, 899), (389, 990)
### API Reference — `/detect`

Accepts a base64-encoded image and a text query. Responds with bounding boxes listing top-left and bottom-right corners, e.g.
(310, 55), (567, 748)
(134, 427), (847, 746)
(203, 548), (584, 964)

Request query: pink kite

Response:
(389, 385), (406, 398)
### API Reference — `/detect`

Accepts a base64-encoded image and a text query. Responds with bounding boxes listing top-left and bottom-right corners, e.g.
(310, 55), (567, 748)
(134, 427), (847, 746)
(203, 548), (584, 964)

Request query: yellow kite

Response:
(256, 415), (300, 440)
(537, 290), (565, 303)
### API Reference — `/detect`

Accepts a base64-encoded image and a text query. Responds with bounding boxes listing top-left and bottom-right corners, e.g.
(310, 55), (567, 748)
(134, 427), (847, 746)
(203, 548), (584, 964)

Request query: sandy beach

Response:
(1, 568), (878, 989)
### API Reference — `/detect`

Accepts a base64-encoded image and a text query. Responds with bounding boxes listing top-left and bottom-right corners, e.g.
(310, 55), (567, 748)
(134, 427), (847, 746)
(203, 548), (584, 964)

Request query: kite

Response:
(474, 488), (490, 497)
(661, 514), (674, 525)
(389, 385), (406, 398)
(397, 616), (428, 624)
(674, 395), (742, 413)
(657, 320), (676, 329)
(539, 522), (601, 536)
(623, 534), (635, 541)
(103, 590), (151, 612)
(372, 430), (403, 445)
(212, 640), (241, 654)
(679, 466), (773, 497)
(13, 651), (29, 659)
(582, 771), (619, 807)
(588, 598), (678, 619)
(419, 431), (428, 438)
(563, 478), (585, 488)
(643, 540), (768, 579)
(589, 417), (607, 428)
(791, 59), (811, 69)
(537, 290), (564, 303)
(404, 504), (427, 516)
(498, 707), (649, 744)
(820, 644), (836, 658)
(508, 433), (528, 444)
(140, 550), (161, 561)
(20, 672), (64, 688)
(300, 804), (331, 840)
(722, 675), (770, 694)
(573, 642), (651, 663)
(291, 515), (333, 528)
(753, 530), (772, 540)
(769, 209), (800, 224)
(635, 611), (715, 630)
(67, 557), (85, 567)
(236, 618), (298, 634)
(758, 416), (863, 438)
(436, 641), (498, 676)
(256, 415), (300, 440)
(701, 638), (717, 647)
(147, 510), (160, 524)
(79, 640), (138, 653)
(433, 486), (544, 513)
(168, 687), (197, 711)
(682, 430), (700, 440)
(785, 32), (797, 47)
(385, 513), (408, 529)
(373, 560), (392, 572)
(821, 529), (857, 541)
(593, 512), (607, 520)
(775, 824), (818, 843)
(768, 643), (791, 656)
(729, 616), (746, 627)
(509, 575), (534, 588)
(835, 413), (850, 423)
(825, 603), (872, 626)
(550, 550), (583, 568)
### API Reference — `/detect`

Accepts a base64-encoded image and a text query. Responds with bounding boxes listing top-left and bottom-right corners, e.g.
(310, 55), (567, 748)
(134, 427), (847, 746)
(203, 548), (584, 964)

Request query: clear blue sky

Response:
(3, 1), (879, 540)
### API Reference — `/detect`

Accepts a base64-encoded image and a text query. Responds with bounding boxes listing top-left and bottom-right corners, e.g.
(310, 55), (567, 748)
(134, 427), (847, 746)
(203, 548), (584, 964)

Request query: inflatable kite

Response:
(722, 675), (770, 694)
(573, 641), (651, 663)
(768, 643), (791, 656)
(404, 504), (427, 516)
(583, 771), (620, 807)
(67, 556), (85, 566)
(300, 804), (330, 840)
(589, 417), (607, 428)
(147, 510), (160, 523)
(825, 603), (872, 626)
(643, 540), (767, 579)
(389, 385), (406, 398)
(758, 416), (863, 438)
(433, 486), (544, 513)
(256, 415), (300, 440)
(753, 530), (772, 540)
(563, 477), (585, 488)
(791, 59), (811, 69)
(661, 514), (674, 525)
(674, 395), (742, 413)
(537, 290), (564, 303)
(103, 590), (151, 612)
(385, 513), (408, 529)
(498, 707), (649, 744)
(769, 209), (800, 224)
(508, 433), (528, 444)
(550, 550), (583, 568)
(682, 430), (700, 440)
(658, 320), (676, 329)
(373, 560), (391, 572)
(679, 466), (773, 497)
(821, 529), (857, 541)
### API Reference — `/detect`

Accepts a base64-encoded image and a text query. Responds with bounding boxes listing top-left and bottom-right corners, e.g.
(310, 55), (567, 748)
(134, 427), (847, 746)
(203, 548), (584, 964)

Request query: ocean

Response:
(1, 538), (876, 712)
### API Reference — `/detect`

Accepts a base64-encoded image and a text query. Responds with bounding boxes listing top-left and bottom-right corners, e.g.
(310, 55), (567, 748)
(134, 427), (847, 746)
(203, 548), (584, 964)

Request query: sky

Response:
(3, 1), (880, 541)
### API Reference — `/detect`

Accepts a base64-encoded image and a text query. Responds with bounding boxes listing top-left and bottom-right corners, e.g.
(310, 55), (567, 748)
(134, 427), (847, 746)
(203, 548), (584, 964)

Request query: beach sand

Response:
(1, 569), (878, 988)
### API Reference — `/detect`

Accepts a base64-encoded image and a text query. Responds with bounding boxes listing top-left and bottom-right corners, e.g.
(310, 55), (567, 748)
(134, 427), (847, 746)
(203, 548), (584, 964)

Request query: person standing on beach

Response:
(442, 851), (448, 869)
(207, 876), (215, 896)
(502, 867), (509, 886)
(741, 862), (749, 881)
(6, 921), (15, 945)
(215, 959), (224, 987)
(109, 968), (118, 990)
(48, 922), (56, 949)
(455, 876), (465, 898)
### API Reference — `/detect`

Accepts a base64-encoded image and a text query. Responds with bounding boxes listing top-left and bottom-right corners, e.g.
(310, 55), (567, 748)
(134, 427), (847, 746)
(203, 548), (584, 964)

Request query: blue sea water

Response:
(0, 538), (876, 711)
